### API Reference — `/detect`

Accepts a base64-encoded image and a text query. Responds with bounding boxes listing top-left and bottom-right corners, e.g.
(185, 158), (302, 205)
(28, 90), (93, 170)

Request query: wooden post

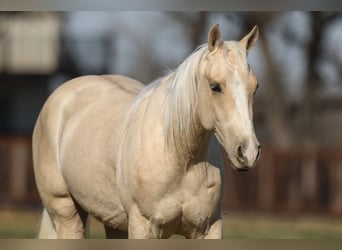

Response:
(300, 157), (318, 210)
(257, 149), (275, 211)
(330, 161), (342, 214)
(9, 139), (29, 202)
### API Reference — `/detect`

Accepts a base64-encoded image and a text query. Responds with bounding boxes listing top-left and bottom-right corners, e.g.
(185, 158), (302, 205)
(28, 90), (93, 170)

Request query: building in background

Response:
(0, 12), (60, 134)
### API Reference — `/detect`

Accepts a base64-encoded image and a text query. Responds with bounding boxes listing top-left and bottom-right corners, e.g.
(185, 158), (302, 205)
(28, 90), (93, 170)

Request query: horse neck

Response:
(166, 115), (213, 166)
(183, 127), (213, 166)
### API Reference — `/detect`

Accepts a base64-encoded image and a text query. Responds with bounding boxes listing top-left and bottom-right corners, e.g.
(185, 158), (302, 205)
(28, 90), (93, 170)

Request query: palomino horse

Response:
(33, 24), (260, 239)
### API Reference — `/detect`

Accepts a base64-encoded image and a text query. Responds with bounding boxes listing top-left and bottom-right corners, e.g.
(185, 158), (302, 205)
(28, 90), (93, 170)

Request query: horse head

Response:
(197, 24), (260, 171)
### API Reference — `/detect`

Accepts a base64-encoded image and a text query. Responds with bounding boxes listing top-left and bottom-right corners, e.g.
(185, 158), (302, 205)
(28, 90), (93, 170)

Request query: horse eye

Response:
(210, 83), (222, 93)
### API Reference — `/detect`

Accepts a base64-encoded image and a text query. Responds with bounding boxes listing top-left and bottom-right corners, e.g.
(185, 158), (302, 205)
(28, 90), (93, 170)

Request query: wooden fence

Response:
(222, 147), (342, 214)
(0, 135), (39, 207)
(1, 135), (342, 214)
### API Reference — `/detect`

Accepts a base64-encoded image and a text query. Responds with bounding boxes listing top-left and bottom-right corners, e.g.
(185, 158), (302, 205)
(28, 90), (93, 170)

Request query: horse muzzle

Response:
(234, 140), (261, 170)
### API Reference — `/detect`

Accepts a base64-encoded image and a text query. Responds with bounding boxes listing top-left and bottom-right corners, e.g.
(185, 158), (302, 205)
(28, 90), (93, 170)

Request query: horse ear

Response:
(208, 24), (222, 52)
(240, 25), (259, 52)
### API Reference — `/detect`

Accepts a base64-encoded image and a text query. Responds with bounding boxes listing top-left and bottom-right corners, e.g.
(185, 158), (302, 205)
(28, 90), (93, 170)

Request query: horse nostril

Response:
(237, 145), (242, 158)
(256, 145), (261, 160)
(237, 145), (245, 160)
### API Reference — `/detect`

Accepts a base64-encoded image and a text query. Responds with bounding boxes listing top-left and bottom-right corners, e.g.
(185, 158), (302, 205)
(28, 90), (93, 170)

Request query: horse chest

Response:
(178, 164), (223, 234)
(138, 164), (222, 232)
(182, 181), (221, 216)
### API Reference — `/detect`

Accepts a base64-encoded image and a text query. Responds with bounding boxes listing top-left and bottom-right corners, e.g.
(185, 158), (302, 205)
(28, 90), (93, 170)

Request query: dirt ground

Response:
(1, 208), (342, 239)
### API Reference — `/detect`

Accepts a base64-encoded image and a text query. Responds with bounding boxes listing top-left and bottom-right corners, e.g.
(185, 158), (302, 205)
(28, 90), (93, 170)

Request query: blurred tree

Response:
(299, 12), (340, 147)
(167, 12), (208, 50)
(238, 12), (341, 149)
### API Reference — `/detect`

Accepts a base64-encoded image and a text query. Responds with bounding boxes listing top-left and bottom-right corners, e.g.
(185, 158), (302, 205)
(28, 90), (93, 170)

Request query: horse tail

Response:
(38, 209), (57, 239)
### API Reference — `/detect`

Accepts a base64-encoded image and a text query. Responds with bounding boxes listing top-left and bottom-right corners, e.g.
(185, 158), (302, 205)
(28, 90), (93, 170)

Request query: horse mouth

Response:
(226, 156), (252, 172)
(234, 166), (250, 172)
(231, 161), (251, 171)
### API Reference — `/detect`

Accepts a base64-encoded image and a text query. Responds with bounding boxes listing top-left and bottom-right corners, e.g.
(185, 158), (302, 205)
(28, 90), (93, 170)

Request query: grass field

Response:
(1, 209), (342, 239)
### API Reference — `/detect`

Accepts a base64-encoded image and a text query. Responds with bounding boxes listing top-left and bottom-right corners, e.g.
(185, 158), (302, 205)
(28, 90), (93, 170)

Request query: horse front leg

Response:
(203, 218), (223, 239)
(128, 205), (162, 239)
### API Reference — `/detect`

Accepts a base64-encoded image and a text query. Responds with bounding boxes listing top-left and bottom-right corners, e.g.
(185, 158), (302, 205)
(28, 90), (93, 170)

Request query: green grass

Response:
(1, 209), (342, 239)
(221, 212), (342, 239)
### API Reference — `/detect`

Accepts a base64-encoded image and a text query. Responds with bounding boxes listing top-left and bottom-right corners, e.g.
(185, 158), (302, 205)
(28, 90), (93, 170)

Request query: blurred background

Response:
(0, 11), (342, 238)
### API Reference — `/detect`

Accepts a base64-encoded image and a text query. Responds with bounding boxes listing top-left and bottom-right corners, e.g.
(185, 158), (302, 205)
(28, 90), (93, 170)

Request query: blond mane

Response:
(128, 45), (208, 155)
